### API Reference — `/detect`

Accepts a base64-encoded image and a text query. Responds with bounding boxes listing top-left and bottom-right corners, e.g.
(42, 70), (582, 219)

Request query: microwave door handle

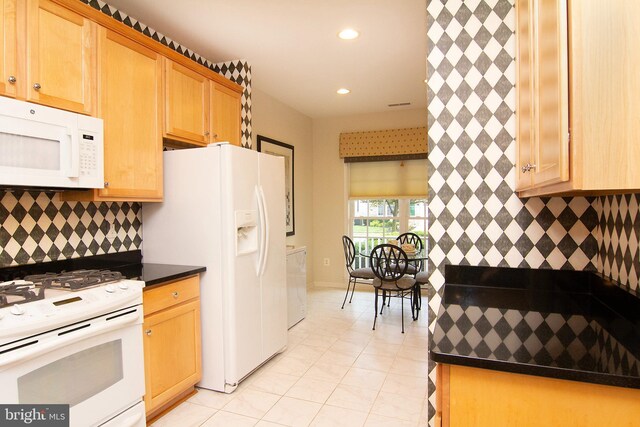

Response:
(67, 129), (79, 178)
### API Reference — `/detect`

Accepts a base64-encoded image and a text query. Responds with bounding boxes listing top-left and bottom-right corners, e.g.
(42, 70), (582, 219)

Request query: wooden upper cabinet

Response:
(211, 81), (241, 146)
(63, 28), (163, 202)
(516, 0), (640, 197)
(0, 0), (22, 98)
(515, 0), (534, 191)
(27, 0), (96, 115)
(164, 58), (210, 146)
(97, 29), (163, 201)
(532, 0), (569, 187)
(516, 0), (568, 192)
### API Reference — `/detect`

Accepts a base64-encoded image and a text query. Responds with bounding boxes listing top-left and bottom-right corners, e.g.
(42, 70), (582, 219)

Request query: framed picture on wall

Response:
(257, 135), (295, 236)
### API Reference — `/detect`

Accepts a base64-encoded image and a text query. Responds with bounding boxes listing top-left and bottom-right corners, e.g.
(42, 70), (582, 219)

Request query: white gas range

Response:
(0, 270), (146, 427)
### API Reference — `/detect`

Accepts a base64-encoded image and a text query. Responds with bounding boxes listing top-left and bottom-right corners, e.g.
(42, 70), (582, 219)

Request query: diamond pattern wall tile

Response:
(0, 191), (141, 267)
(599, 194), (640, 297)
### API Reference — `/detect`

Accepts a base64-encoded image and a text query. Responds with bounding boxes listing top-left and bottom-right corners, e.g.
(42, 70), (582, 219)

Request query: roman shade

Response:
(349, 159), (428, 198)
(339, 127), (428, 162)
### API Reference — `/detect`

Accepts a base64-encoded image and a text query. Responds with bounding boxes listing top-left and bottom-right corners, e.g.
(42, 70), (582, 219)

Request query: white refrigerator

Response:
(142, 143), (287, 393)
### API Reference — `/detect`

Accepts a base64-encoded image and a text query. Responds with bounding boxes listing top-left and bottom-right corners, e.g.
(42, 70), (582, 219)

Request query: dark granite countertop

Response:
(138, 263), (205, 287)
(430, 265), (640, 389)
(0, 250), (205, 288)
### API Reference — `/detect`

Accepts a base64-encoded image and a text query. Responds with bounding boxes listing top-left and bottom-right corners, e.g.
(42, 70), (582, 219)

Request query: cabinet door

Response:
(164, 58), (209, 145)
(532, 0), (569, 186)
(98, 29), (163, 200)
(143, 299), (202, 415)
(211, 82), (241, 146)
(27, 0), (96, 114)
(515, 0), (534, 191)
(0, 0), (21, 98)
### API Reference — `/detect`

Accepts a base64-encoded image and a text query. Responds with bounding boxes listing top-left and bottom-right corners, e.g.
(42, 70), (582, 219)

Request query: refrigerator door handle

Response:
(255, 185), (266, 276)
(258, 185), (270, 277)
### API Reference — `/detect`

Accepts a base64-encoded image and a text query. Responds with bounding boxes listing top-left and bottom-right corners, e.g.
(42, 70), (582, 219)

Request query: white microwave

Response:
(0, 97), (104, 190)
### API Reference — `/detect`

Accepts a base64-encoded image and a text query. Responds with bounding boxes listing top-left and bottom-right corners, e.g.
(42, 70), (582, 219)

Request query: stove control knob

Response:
(105, 285), (116, 293)
(10, 305), (25, 316)
(118, 282), (129, 290)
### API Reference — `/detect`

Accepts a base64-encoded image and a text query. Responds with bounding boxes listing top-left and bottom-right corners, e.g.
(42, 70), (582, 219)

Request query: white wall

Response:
(251, 89), (314, 283)
(311, 108), (427, 287)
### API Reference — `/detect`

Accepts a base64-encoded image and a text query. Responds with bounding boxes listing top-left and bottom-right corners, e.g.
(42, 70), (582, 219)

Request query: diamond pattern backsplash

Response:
(599, 195), (640, 297)
(81, 0), (253, 148)
(0, 191), (141, 267)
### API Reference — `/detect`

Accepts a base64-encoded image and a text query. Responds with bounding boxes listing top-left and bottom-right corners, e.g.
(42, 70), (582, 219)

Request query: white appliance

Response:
(0, 97), (104, 189)
(142, 143), (287, 393)
(0, 274), (145, 427)
(286, 246), (307, 328)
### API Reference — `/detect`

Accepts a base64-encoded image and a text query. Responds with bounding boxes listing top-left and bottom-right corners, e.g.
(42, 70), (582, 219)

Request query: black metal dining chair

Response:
(396, 232), (424, 275)
(341, 235), (375, 309)
(370, 244), (416, 333)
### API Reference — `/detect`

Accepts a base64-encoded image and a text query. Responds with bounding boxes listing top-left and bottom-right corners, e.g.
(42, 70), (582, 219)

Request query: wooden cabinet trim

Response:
(48, 0), (242, 95)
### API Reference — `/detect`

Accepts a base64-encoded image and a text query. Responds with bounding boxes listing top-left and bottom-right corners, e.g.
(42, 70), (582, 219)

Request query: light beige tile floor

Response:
(150, 287), (430, 427)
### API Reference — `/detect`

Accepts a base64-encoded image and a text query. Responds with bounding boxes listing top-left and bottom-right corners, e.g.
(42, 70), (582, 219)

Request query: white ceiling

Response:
(106, 0), (428, 118)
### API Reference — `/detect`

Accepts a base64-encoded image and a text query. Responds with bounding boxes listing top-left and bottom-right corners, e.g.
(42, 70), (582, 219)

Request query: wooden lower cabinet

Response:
(143, 275), (202, 420)
(436, 364), (640, 427)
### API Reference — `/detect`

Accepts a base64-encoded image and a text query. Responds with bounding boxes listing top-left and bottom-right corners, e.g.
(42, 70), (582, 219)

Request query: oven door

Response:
(0, 307), (145, 427)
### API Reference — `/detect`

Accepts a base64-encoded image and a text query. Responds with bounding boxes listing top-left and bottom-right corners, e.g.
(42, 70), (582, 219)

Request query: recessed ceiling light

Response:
(337, 88), (350, 95)
(338, 29), (359, 40)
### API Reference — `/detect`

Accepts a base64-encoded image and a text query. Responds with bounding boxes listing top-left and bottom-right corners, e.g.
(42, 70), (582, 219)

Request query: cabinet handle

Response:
(204, 131), (210, 136)
(8, 76), (16, 84)
(33, 83), (41, 91)
(521, 163), (536, 173)
(172, 291), (179, 299)
(145, 329), (152, 336)
(104, 181), (109, 188)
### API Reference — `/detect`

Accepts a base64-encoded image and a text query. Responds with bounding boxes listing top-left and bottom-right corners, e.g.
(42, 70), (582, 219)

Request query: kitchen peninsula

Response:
(431, 265), (640, 427)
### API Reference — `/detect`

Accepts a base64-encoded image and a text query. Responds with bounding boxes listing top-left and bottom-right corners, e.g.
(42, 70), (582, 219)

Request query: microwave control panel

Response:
(79, 134), (98, 175)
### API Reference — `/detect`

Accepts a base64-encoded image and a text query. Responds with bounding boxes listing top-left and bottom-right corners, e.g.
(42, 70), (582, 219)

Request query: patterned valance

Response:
(339, 127), (428, 162)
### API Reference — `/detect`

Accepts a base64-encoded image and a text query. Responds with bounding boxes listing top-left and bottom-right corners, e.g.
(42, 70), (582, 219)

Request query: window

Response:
(350, 198), (427, 268)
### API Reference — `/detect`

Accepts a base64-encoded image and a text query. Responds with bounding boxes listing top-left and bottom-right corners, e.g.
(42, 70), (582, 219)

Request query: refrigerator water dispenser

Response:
(235, 210), (258, 255)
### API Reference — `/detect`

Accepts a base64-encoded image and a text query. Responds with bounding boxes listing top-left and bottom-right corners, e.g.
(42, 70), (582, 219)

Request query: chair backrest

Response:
(370, 244), (409, 282)
(397, 232), (424, 252)
(342, 235), (356, 271)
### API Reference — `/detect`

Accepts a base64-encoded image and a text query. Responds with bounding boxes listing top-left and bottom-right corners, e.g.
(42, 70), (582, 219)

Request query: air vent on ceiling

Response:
(388, 102), (411, 107)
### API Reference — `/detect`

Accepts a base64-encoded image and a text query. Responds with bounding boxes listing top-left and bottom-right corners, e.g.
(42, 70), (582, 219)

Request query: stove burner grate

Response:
(0, 281), (45, 307)
(25, 270), (124, 291)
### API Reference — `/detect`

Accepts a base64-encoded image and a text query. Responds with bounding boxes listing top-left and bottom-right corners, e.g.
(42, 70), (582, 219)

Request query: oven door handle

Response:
(0, 309), (141, 369)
